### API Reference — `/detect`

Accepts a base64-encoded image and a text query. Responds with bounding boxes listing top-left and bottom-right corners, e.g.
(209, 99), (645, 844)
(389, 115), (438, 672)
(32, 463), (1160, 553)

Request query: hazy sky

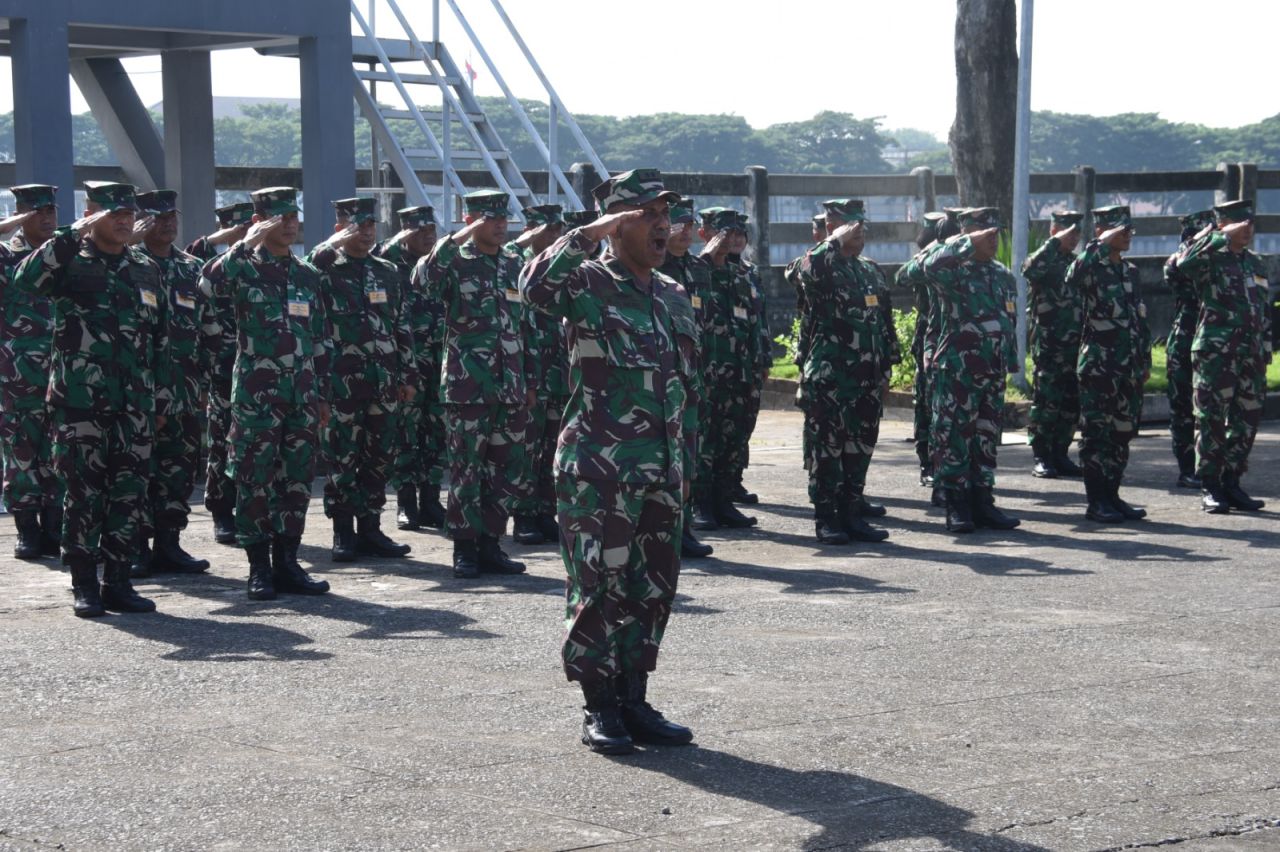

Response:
(2, 0), (1276, 139)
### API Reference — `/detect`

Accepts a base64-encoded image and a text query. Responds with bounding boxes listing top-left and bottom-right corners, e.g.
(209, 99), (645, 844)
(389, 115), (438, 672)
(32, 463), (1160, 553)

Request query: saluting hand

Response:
(831, 220), (864, 249)
(207, 223), (250, 246)
(581, 209), (645, 245)
(242, 216), (282, 249)
(1221, 221), (1252, 240)
(514, 223), (550, 249)
(129, 216), (154, 245)
(1098, 225), (1129, 247)
(698, 229), (728, 259)
(0, 210), (36, 236)
(449, 216), (491, 246)
(70, 210), (110, 239)
(1056, 223), (1080, 253)
(969, 227), (1000, 262)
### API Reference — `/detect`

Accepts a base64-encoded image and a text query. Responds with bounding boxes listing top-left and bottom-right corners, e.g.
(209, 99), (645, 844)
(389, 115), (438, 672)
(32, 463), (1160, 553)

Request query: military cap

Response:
(591, 168), (679, 215)
(822, 198), (867, 223)
(396, 205), (436, 229)
(84, 181), (138, 212)
(9, 184), (57, 209)
(704, 209), (748, 233)
(1091, 205), (1132, 229)
(698, 206), (728, 226)
(216, 201), (255, 228)
(333, 196), (377, 224)
(1178, 209), (1215, 240)
(811, 213), (827, 227)
(669, 197), (697, 225)
(1050, 210), (1084, 227)
(958, 207), (1001, 229)
(522, 203), (564, 227)
(564, 210), (598, 229)
(917, 211), (947, 246)
(251, 186), (300, 216)
(464, 190), (510, 219)
(1213, 199), (1254, 224)
(136, 189), (179, 215)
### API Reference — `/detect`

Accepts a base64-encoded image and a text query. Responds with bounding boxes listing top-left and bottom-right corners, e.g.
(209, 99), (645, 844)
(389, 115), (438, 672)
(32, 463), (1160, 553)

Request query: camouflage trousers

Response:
(1077, 370), (1142, 482)
(513, 394), (566, 517)
(1028, 349), (1080, 453)
(391, 369), (445, 490)
(323, 397), (398, 519)
(557, 475), (682, 684)
(732, 376), (763, 489)
(931, 371), (1005, 490)
(912, 360), (933, 467)
(1194, 350), (1265, 480)
(52, 406), (152, 564)
(696, 371), (751, 500)
(1166, 334), (1196, 465)
(445, 403), (527, 540)
(0, 400), (62, 511)
(804, 385), (883, 511)
(146, 407), (202, 532)
(228, 403), (319, 547)
(204, 389), (234, 515)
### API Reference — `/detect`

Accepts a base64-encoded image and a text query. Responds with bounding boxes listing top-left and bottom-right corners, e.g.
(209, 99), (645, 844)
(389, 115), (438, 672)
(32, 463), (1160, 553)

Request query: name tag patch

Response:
(864, 294), (879, 308)
(1005, 300), (1015, 312)
(288, 300), (311, 318)
(505, 288), (522, 303)
(140, 290), (158, 308)
(1252, 275), (1267, 288)
(691, 295), (703, 310)
(175, 294), (196, 310)
(733, 306), (749, 320)
(1138, 303), (1147, 318)
(368, 289), (388, 304)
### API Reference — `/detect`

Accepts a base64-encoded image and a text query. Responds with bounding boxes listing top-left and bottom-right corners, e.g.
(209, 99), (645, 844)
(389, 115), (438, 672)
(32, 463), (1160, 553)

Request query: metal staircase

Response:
(349, 0), (609, 226)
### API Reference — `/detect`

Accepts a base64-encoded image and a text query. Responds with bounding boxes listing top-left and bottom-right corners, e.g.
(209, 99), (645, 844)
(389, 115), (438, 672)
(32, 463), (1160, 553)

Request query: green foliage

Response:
(773, 316), (802, 366)
(889, 308), (917, 390)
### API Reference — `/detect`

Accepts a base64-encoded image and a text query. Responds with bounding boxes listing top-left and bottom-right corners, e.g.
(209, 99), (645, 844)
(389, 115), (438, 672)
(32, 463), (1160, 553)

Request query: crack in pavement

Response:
(1090, 817), (1280, 850)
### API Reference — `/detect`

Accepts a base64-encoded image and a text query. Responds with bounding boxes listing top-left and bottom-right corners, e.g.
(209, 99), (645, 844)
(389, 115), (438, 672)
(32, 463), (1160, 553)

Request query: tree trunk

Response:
(949, 0), (1018, 225)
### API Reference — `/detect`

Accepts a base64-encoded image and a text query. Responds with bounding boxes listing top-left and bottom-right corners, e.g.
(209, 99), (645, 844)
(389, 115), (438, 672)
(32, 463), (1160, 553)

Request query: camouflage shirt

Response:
(700, 255), (766, 379)
(13, 227), (170, 414)
(921, 236), (1019, 377)
(897, 242), (946, 365)
(375, 240), (442, 386)
(307, 245), (418, 402)
(202, 243), (331, 408)
(419, 235), (529, 405)
(140, 246), (221, 412)
(0, 233), (53, 409)
(522, 231), (689, 488)
(184, 236), (219, 264)
(737, 258), (773, 371)
(511, 243), (571, 398)
(1175, 232), (1272, 359)
(1163, 240), (1204, 349)
(1066, 239), (1151, 380)
(783, 252), (811, 367)
(1021, 235), (1082, 358)
(659, 250), (711, 399)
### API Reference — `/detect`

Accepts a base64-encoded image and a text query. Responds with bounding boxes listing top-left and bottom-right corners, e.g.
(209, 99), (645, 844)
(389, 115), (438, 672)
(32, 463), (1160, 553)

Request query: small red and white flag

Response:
(465, 58), (478, 88)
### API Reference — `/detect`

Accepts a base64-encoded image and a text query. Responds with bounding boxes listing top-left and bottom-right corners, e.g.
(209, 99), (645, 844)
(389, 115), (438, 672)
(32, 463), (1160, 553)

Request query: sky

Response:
(1, 0), (1277, 139)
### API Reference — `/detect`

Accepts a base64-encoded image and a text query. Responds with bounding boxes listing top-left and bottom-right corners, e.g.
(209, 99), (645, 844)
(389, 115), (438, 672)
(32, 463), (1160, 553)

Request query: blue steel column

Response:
(162, 50), (216, 246)
(10, 6), (76, 219)
(299, 28), (355, 248)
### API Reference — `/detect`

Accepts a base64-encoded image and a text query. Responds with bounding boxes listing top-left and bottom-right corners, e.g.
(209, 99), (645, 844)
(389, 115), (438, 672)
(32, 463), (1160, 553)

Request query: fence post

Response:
(745, 165), (770, 267)
(1238, 162), (1258, 207)
(1216, 162), (1240, 205)
(569, 161), (600, 212)
(1073, 165), (1096, 234)
(911, 166), (936, 213)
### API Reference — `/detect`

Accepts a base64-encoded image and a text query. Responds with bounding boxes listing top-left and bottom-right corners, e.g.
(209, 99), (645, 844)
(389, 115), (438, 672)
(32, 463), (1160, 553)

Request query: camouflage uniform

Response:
(1022, 211), (1084, 475)
(1174, 200), (1273, 507)
(1163, 210), (1215, 485)
(729, 249), (771, 498)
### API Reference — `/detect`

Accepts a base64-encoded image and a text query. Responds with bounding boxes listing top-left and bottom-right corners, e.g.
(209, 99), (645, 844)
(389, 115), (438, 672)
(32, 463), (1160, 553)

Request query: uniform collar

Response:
(601, 251), (657, 294)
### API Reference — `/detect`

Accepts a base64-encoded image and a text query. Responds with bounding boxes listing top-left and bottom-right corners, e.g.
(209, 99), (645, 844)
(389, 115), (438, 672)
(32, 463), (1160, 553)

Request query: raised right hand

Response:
(70, 210), (110, 239)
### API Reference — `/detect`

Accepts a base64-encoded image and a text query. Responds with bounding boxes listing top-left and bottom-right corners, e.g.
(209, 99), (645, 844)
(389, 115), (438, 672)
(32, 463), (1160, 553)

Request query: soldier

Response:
(132, 189), (219, 576)
(922, 207), (1021, 533)
(659, 197), (713, 559)
(690, 208), (759, 531)
(726, 218), (770, 507)
(785, 213), (828, 491)
(1164, 209), (1215, 490)
(0, 184), (62, 559)
(522, 167), (694, 755)
(510, 203), (568, 546)
(13, 181), (169, 616)
(307, 198), (416, 561)
(201, 186), (332, 600)
(1174, 199), (1272, 513)
(415, 190), (530, 579)
(1022, 211), (1084, 479)
(372, 205), (445, 532)
(794, 199), (896, 544)
(1066, 205), (1151, 523)
(185, 201), (255, 262)
(898, 211), (947, 488)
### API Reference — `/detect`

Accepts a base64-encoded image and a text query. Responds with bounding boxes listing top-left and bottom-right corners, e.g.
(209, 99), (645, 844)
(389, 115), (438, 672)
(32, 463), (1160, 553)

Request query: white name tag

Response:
(175, 294), (196, 310)
(140, 290), (158, 308)
(1138, 304), (1147, 318)
(691, 295), (703, 310)
(733, 306), (748, 320)
(505, 288), (522, 303)
(288, 300), (310, 318)
(1252, 275), (1267, 288)
(368, 289), (388, 304)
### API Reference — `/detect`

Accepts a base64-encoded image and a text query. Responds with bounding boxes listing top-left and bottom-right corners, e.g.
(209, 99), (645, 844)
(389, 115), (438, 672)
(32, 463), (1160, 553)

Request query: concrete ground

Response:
(2, 411), (1278, 851)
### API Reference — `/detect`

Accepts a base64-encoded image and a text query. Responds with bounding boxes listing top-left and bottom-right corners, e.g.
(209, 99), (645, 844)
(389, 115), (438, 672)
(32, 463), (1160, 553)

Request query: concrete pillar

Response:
(1238, 163), (1258, 207)
(1072, 165), (1096, 236)
(70, 57), (165, 191)
(569, 162), (600, 212)
(1216, 162), (1240, 205)
(744, 165), (769, 267)
(162, 51), (216, 247)
(299, 33), (356, 248)
(10, 7), (76, 219)
(912, 166), (937, 214)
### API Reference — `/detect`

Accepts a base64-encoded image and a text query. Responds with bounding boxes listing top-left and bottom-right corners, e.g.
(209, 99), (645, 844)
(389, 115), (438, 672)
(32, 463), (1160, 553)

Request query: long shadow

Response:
(629, 745), (1050, 851)
(862, 539), (1094, 578)
(671, 591), (724, 617)
(291, 541), (566, 595)
(687, 556), (916, 596)
(100, 611), (331, 662)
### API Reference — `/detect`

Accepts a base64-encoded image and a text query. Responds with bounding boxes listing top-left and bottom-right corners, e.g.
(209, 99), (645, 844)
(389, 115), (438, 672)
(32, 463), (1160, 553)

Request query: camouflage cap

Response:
(958, 207), (1001, 229)
(251, 186), (300, 216)
(522, 203), (564, 227)
(84, 181), (138, 212)
(917, 211), (947, 245)
(216, 201), (255, 228)
(136, 189), (179, 215)
(334, 196), (377, 224)
(396, 205), (436, 229)
(464, 190), (510, 219)
(1213, 199), (1254, 224)
(698, 206), (727, 226)
(669, 197), (697, 225)
(942, 206), (965, 226)
(1178, 209), (1215, 230)
(591, 168), (679, 215)
(1092, 205), (1133, 229)
(564, 210), (598, 229)
(822, 198), (867, 223)
(1050, 210), (1084, 227)
(705, 209), (748, 233)
(9, 184), (57, 209)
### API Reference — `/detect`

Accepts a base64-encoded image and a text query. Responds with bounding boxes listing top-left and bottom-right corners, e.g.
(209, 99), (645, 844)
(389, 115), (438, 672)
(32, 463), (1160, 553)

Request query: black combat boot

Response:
(13, 510), (43, 560)
(1084, 474), (1123, 523)
(1030, 440), (1059, 479)
(331, 514), (357, 562)
(617, 671), (694, 746)
(843, 501), (890, 542)
(580, 679), (634, 755)
(1054, 444), (1083, 478)
(355, 514), (412, 558)
(815, 508), (850, 545)
(714, 498), (757, 529)
(129, 538), (153, 579)
(536, 513), (559, 543)
(478, 534), (526, 574)
(100, 560), (157, 613)
(395, 485), (420, 531)
(1223, 473), (1265, 512)
(931, 484), (946, 508)
(452, 539), (480, 579)
(39, 503), (62, 557)
(919, 465), (934, 487)
(681, 527), (713, 558)
(211, 505), (238, 545)
(849, 492), (887, 518)
(1201, 477), (1230, 514)
(728, 483), (758, 505)
(691, 496), (719, 531)
(512, 514), (545, 545)
(971, 485), (1021, 530)
(67, 555), (104, 618)
(417, 487), (446, 529)
(151, 528), (210, 573)
(1175, 451), (1202, 490)
(272, 535), (330, 595)
(246, 542), (276, 600)
(945, 487), (975, 533)
(1108, 480), (1147, 520)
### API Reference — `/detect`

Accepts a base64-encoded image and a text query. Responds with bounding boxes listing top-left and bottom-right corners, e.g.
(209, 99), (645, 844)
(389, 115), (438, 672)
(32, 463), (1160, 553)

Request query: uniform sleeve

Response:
(11, 227), (81, 296)
(921, 236), (975, 289)
(872, 261), (901, 366)
(1000, 267), (1020, 374)
(421, 235), (461, 295)
(519, 229), (593, 321)
(148, 261), (175, 419)
(751, 266), (770, 370)
(1174, 231), (1228, 301)
(1021, 236), (1062, 289)
(196, 277), (223, 389)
